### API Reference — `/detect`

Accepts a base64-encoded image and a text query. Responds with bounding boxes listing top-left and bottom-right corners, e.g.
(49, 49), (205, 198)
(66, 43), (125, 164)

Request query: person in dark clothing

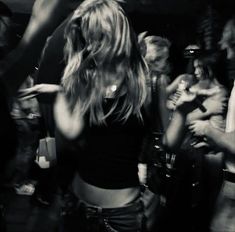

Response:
(0, 0), (81, 229)
(49, 0), (154, 231)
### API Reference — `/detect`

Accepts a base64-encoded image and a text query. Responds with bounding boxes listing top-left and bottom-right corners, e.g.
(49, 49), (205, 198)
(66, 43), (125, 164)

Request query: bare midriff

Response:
(72, 172), (140, 208)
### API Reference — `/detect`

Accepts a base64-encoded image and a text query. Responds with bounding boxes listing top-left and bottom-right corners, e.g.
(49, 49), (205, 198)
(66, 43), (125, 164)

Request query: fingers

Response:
(138, 31), (148, 43)
(188, 120), (209, 137)
(17, 84), (61, 99)
(188, 119), (201, 131)
(188, 123), (196, 133)
(17, 94), (38, 100)
(175, 90), (196, 106)
(17, 86), (38, 99)
(193, 141), (209, 148)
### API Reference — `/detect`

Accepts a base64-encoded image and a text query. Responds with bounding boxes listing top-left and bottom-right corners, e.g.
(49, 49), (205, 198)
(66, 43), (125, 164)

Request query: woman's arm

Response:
(162, 110), (187, 150)
(54, 92), (84, 139)
(17, 84), (61, 100)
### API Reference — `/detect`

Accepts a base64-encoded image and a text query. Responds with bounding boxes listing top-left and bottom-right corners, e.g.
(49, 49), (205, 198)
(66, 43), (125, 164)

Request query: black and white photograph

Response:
(0, 0), (235, 231)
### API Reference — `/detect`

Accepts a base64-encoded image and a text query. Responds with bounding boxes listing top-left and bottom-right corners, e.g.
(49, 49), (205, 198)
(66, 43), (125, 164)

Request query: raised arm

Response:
(0, 0), (80, 97)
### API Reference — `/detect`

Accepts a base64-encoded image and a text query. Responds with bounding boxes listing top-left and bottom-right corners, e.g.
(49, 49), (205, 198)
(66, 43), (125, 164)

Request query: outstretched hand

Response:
(18, 84), (61, 100)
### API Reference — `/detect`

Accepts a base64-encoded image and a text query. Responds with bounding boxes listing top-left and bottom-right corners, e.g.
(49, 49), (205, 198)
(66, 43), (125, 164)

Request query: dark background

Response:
(2, 0), (235, 76)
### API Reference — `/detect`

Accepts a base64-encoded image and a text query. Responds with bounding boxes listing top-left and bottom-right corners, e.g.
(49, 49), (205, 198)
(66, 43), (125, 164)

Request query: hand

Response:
(202, 97), (227, 115)
(174, 90), (197, 113)
(190, 138), (209, 148)
(167, 89), (184, 110)
(188, 120), (210, 137)
(22, 0), (79, 45)
(35, 155), (50, 169)
(31, 0), (79, 26)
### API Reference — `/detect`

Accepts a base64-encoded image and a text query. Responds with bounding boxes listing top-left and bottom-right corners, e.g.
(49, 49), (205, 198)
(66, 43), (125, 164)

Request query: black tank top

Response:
(76, 96), (149, 189)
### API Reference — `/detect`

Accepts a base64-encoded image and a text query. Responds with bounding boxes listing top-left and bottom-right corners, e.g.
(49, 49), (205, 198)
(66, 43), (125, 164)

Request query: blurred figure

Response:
(139, 32), (171, 130)
(0, 0), (81, 230)
(10, 75), (41, 195)
(161, 52), (228, 232)
(189, 16), (235, 232)
(138, 32), (172, 231)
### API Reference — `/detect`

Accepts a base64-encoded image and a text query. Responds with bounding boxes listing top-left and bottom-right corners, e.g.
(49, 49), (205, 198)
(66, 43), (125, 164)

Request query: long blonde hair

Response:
(62, 0), (148, 125)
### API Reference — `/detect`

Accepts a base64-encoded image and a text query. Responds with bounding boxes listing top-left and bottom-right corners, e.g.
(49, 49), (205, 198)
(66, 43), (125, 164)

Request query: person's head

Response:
(193, 55), (216, 82)
(219, 17), (235, 60)
(139, 33), (171, 73)
(62, 0), (147, 124)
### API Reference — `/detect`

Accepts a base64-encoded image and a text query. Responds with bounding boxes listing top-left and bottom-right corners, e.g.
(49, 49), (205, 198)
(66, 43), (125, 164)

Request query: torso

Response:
(72, 172), (141, 208)
(62, 93), (151, 207)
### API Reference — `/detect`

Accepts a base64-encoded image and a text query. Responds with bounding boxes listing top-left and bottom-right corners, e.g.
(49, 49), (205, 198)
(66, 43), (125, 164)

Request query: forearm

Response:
(166, 75), (183, 95)
(162, 110), (187, 151)
(205, 126), (235, 155)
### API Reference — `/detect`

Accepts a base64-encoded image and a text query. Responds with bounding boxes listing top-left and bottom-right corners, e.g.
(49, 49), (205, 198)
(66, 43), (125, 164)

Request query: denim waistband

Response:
(77, 195), (143, 216)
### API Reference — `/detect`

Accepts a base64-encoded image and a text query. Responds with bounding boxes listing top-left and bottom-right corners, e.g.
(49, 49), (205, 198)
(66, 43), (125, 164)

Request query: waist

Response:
(76, 195), (143, 216)
(72, 172), (141, 208)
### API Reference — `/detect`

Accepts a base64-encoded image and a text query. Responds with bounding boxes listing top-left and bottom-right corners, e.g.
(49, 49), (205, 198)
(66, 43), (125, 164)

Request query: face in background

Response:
(193, 59), (205, 81)
(145, 44), (169, 73)
(219, 20), (235, 60)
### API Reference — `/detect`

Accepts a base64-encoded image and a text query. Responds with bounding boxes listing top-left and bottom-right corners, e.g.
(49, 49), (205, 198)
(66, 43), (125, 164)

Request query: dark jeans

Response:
(61, 196), (146, 232)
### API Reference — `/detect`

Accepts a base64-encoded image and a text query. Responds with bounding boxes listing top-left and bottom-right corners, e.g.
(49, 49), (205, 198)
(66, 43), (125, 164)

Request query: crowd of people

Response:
(0, 0), (235, 232)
